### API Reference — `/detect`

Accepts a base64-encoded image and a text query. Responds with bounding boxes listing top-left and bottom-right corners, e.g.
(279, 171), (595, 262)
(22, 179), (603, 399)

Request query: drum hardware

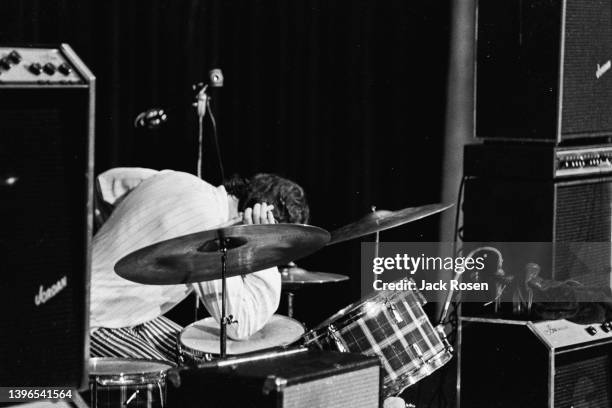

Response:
(327, 203), (453, 245)
(219, 237), (229, 357)
(411, 344), (425, 366)
(386, 301), (404, 323)
(326, 324), (348, 353)
(435, 324), (453, 353)
(196, 345), (308, 369)
(286, 292), (296, 318)
(124, 390), (140, 405)
(88, 358), (173, 408)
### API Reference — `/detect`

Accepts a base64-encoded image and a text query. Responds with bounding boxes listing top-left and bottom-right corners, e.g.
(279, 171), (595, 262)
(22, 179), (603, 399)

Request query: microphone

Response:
(133, 108), (168, 129)
(134, 69), (222, 130)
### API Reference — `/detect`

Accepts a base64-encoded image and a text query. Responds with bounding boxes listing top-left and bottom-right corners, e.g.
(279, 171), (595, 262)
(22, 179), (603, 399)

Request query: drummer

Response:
(90, 168), (310, 364)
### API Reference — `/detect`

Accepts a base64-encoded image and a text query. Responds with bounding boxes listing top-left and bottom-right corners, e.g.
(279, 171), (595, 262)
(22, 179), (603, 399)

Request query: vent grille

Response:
(554, 181), (612, 287)
(555, 354), (611, 408)
(282, 366), (379, 408)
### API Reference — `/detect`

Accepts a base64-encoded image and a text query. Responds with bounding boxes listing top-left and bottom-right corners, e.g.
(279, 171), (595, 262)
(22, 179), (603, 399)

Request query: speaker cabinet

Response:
(463, 174), (612, 289)
(476, 0), (612, 142)
(167, 349), (382, 408)
(0, 45), (95, 388)
(458, 317), (612, 408)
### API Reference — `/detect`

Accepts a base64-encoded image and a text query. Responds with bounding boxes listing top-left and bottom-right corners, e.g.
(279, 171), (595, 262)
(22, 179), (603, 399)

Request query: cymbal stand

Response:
(219, 233), (229, 358)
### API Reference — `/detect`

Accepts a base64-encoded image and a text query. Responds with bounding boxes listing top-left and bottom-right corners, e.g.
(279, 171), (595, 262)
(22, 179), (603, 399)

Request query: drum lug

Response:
(411, 343), (425, 366)
(176, 336), (186, 366)
(435, 324), (454, 353)
(327, 325), (347, 353)
(386, 302), (404, 324)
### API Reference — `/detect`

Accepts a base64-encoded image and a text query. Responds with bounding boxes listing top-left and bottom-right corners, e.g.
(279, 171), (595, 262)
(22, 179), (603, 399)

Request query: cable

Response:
(207, 97), (225, 182)
(195, 84), (208, 179)
(453, 175), (468, 257)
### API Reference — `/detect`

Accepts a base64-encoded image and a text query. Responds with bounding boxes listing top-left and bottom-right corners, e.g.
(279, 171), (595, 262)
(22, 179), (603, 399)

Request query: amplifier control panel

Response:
(556, 146), (612, 177)
(0, 47), (84, 84)
(461, 317), (612, 350)
(531, 319), (612, 349)
(465, 144), (612, 179)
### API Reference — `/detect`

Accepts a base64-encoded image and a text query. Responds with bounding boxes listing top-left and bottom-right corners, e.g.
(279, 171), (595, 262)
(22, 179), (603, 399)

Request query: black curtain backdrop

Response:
(1, 0), (451, 333)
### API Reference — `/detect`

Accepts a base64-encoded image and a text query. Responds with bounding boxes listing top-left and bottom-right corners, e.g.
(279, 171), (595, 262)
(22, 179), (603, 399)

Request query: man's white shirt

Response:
(90, 169), (281, 339)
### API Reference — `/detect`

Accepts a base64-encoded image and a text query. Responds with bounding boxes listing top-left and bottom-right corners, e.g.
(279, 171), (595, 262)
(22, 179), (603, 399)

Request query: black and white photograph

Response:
(2, 0), (612, 407)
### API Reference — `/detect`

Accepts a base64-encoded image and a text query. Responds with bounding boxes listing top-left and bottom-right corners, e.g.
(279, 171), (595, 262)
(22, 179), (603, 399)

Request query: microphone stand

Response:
(193, 83), (210, 179)
(193, 69), (230, 356)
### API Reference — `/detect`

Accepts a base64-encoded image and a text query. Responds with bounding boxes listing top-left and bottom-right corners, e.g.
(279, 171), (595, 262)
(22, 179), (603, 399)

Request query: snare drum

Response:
(178, 314), (305, 364)
(89, 358), (173, 408)
(303, 280), (453, 397)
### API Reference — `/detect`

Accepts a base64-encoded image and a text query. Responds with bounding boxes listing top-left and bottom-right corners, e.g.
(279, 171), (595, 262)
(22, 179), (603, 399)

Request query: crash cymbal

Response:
(280, 266), (349, 290)
(328, 203), (453, 245)
(115, 224), (330, 285)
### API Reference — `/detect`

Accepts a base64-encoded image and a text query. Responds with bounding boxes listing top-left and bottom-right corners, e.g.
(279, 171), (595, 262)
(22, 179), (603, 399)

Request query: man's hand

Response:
(243, 202), (276, 225)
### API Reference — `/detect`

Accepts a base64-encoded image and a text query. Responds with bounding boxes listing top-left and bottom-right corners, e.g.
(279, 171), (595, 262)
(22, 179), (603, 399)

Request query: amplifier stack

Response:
(459, 317), (612, 408)
(460, 0), (612, 405)
(0, 44), (95, 389)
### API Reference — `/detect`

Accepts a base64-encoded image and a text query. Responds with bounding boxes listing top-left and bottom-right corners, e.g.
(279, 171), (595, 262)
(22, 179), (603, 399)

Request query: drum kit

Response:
(90, 203), (453, 407)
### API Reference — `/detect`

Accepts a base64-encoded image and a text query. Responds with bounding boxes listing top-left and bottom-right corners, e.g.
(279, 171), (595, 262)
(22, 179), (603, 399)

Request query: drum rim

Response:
(306, 278), (421, 334)
(383, 349), (454, 397)
(179, 314), (305, 358)
(89, 357), (173, 386)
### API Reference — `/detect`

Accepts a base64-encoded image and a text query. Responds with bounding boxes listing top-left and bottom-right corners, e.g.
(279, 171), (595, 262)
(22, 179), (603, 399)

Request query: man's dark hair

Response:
(223, 173), (310, 224)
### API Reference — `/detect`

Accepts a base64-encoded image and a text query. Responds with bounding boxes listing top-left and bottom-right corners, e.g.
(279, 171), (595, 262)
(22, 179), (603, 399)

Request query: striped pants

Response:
(90, 316), (183, 365)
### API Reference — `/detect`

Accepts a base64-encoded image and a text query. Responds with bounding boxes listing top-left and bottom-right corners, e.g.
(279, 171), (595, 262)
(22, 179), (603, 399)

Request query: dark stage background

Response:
(1, 0), (453, 403)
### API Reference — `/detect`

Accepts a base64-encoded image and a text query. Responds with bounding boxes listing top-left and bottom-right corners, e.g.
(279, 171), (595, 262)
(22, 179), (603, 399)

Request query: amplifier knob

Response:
(601, 323), (610, 333)
(0, 57), (11, 70)
(29, 63), (42, 75)
(586, 326), (597, 336)
(58, 63), (72, 76)
(43, 62), (56, 75)
(8, 50), (22, 64)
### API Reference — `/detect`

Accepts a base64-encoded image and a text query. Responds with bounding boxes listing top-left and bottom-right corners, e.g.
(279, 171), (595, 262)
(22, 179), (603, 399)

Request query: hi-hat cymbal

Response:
(280, 266), (349, 290)
(328, 203), (453, 245)
(115, 224), (330, 285)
